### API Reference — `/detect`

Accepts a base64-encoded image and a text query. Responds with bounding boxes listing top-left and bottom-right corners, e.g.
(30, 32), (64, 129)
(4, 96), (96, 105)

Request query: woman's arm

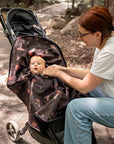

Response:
(51, 65), (89, 79)
(62, 67), (89, 79)
(43, 66), (104, 94)
(57, 70), (104, 94)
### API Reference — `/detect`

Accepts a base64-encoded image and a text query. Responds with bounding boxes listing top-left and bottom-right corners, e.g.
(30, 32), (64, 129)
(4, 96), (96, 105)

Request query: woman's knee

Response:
(66, 98), (95, 115)
(66, 98), (84, 115)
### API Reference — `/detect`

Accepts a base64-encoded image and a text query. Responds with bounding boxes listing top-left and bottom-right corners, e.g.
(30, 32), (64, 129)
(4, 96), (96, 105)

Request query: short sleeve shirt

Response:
(90, 35), (114, 98)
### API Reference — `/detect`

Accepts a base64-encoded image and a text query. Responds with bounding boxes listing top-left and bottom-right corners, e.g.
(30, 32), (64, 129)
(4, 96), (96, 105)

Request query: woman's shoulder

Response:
(101, 36), (114, 54)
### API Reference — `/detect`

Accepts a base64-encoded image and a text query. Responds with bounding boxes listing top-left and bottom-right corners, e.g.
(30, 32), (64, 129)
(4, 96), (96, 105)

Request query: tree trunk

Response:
(72, 0), (75, 9)
(108, 0), (114, 25)
(14, 0), (20, 4)
(104, 0), (109, 8)
(91, 0), (94, 7)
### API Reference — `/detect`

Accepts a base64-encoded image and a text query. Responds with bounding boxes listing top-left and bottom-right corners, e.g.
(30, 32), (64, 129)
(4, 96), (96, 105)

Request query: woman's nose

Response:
(78, 36), (82, 40)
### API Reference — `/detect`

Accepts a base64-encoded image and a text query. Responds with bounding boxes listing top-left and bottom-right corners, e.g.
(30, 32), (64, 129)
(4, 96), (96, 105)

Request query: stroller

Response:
(0, 8), (97, 144)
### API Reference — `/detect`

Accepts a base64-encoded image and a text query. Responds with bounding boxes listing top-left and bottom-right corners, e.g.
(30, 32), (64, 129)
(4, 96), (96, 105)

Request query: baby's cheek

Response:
(39, 67), (44, 72)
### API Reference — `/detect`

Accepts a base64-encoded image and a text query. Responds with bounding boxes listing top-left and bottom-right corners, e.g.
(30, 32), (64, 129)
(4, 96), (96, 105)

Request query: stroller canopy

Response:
(6, 8), (46, 42)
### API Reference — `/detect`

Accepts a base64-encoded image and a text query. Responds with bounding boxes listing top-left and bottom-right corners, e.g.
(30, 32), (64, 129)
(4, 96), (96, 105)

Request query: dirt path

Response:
(0, 3), (114, 144)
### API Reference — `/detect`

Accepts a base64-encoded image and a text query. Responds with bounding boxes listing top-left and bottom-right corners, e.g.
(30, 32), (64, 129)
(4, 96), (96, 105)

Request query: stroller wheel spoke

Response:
(6, 120), (20, 142)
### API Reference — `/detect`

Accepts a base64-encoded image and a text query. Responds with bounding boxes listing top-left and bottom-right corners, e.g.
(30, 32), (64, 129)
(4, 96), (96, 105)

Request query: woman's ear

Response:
(96, 31), (102, 39)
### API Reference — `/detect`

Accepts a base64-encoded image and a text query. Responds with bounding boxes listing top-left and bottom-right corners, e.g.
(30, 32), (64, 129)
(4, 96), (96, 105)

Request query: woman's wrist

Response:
(60, 66), (67, 71)
(55, 69), (62, 78)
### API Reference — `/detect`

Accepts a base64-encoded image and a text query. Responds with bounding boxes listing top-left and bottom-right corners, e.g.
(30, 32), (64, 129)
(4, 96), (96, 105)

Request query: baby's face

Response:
(29, 56), (45, 74)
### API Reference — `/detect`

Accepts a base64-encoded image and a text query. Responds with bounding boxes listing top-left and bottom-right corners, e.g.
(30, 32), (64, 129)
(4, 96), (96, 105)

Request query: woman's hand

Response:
(50, 64), (65, 70)
(42, 65), (60, 77)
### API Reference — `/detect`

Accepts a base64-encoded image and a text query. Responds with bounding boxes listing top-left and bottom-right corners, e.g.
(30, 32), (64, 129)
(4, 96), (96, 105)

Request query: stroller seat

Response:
(6, 35), (71, 144)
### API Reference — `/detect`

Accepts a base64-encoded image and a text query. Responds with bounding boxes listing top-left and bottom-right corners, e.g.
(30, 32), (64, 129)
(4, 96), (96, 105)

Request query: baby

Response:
(28, 55), (70, 121)
(29, 55), (45, 74)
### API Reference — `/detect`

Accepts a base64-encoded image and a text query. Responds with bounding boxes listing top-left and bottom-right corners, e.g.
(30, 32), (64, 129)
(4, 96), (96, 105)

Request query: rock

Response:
(60, 16), (79, 37)
(48, 17), (67, 29)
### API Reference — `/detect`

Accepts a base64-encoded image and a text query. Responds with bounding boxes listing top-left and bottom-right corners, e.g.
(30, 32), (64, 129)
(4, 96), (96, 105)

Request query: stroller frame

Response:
(0, 8), (13, 45)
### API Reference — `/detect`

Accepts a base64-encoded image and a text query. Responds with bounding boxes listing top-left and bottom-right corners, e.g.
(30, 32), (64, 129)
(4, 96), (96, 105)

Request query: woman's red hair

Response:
(79, 6), (113, 40)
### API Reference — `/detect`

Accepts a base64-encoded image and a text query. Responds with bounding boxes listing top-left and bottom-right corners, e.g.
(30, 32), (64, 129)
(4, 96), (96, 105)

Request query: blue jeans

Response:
(89, 85), (107, 98)
(64, 87), (114, 144)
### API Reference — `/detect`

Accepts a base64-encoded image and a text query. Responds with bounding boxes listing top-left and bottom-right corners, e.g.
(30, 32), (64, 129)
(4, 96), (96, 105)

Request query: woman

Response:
(43, 6), (114, 144)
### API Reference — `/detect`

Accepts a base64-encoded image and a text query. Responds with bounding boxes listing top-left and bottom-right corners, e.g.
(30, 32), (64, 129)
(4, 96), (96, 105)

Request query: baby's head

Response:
(29, 55), (45, 74)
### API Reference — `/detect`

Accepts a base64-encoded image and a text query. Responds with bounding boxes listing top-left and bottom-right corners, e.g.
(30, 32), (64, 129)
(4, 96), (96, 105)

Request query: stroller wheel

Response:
(6, 120), (20, 142)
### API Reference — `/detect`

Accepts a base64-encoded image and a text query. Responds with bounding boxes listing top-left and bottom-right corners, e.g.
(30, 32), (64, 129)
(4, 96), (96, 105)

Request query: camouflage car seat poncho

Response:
(7, 35), (72, 132)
